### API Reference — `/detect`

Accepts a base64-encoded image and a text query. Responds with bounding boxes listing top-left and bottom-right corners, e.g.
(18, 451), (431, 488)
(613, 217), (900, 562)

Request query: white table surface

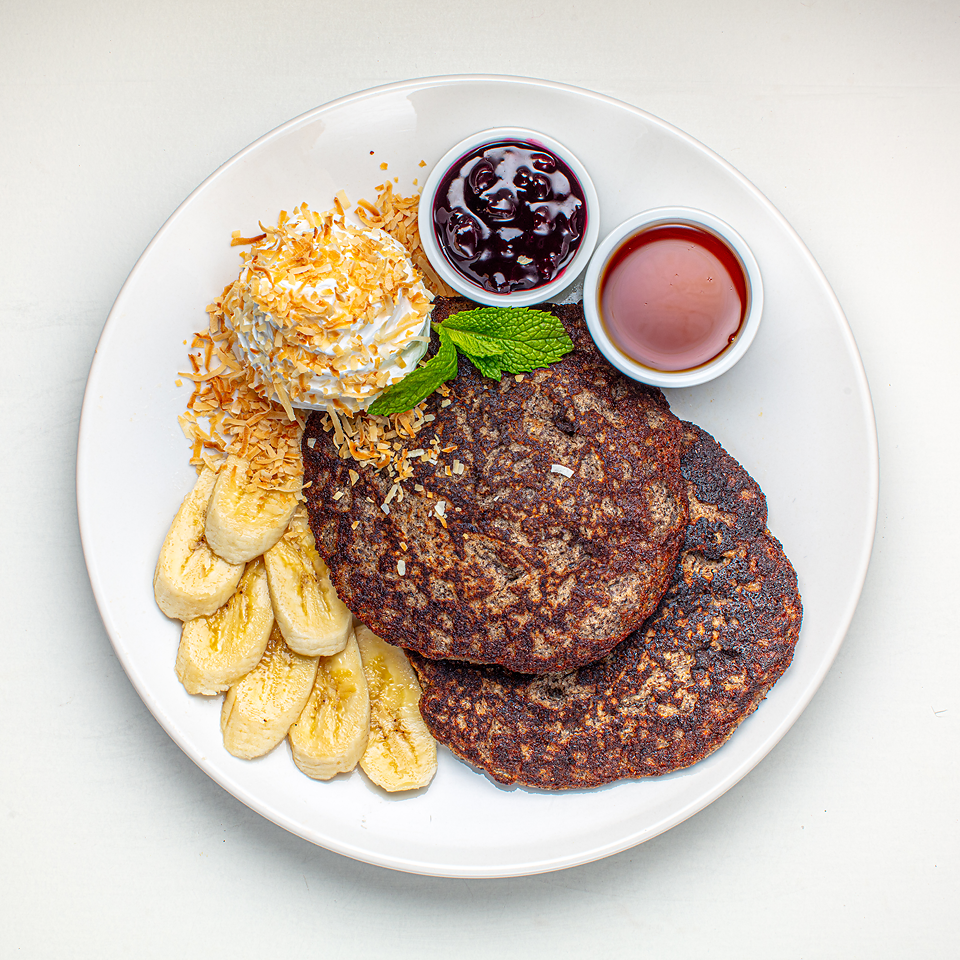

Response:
(3, 1), (957, 956)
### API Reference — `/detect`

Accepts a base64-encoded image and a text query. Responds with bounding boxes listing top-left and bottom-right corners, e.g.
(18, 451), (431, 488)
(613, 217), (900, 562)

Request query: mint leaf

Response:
(440, 325), (505, 379)
(439, 307), (573, 374)
(465, 352), (503, 381)
(440, 326), (506, 359)
(365, 306), (573, 415)
(366, 328), (458, 416)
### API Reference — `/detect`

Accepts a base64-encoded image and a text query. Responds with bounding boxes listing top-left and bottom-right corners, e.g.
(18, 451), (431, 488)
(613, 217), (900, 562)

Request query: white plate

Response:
(77, 75), (878, 878)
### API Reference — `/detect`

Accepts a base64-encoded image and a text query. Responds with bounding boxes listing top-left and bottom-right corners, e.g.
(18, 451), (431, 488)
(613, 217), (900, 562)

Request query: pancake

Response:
(408, 422), (802, 788)
(302, 298), (689, 675)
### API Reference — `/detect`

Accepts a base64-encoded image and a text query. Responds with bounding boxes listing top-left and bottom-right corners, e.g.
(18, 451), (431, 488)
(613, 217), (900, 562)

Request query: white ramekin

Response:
(418, 127), (600, 307)
(582, 207), (763, 388)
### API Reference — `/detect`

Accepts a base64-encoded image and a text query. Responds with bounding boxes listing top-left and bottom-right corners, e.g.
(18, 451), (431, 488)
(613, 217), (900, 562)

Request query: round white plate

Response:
(77, 76), (878, 878)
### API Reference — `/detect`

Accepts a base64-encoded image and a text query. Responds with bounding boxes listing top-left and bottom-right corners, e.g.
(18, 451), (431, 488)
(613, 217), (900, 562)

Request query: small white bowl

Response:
(418, 127), (600, 307)
(582, 207), (763, 388)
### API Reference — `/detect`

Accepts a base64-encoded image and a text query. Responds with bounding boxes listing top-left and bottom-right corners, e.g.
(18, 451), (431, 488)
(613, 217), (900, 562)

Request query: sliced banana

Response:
(264, 509), (351, 657)
(154, 467), (244, 620)
(356, 625), (437, 792)
(175, 558), (274, 695)
(220, 624), (319, 759)
(289, 629), (370, 780)
(205, 455), (299, 564)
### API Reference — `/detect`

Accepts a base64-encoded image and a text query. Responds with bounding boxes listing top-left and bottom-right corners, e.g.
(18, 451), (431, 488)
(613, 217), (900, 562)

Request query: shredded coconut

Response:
(179, 180), (457, 496)
(222, 203), (434, 416)
(178, 297), (304, 494)
(356, 181), (457, 299)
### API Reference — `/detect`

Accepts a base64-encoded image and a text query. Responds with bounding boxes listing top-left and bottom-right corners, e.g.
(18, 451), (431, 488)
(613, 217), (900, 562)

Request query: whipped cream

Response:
(222, 203), (433, 415)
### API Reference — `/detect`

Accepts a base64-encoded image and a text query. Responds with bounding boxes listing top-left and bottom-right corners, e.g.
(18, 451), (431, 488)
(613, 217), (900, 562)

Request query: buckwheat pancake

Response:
(303, 298), (689, 675)
(409, 423), (802, 788)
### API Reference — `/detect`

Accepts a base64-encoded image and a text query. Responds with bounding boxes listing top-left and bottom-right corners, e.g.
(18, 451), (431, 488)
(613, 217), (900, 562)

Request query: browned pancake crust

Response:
(409, 423), (802, 788)
(303, 298), (688, 674)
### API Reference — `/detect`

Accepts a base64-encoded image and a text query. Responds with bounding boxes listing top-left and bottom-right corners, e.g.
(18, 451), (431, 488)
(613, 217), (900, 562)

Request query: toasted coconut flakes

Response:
(551, 463), (574, 478)
(351, 520), (360, 530)
(306, 437), (316, 448)
(180, 177), (460, 497)
(223, 201), (434, 413)
(316, 394), (454, 497)
(400, 542), (408, 552)
(355, 181), (457, 299)
(231, 231), (267, 246)
(179, 298), (303, 494)
(381, 503), (390, 515)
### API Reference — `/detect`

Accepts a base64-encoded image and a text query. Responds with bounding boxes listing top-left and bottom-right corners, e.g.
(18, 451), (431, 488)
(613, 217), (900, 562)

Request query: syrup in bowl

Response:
(600, 223), (748, 372)
(583, 208), (763, 389)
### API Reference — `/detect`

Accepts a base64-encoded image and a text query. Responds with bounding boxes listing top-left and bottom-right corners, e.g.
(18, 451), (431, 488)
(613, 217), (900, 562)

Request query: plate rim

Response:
(77, 74), (879, 878)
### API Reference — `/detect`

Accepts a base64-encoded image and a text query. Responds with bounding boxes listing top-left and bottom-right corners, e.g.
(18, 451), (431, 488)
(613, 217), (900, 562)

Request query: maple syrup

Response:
(598, 223), (748, 372)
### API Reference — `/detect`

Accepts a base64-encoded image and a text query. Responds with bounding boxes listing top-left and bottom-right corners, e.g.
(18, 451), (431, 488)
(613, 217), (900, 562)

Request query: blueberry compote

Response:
(432, 141), (587, 294)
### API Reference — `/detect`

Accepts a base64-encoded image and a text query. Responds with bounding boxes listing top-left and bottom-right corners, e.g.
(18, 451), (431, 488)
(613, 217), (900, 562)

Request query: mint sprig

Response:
(367, 307), (573, 416)
(367, 326), (459, 416)
(441, 307), (574, 373)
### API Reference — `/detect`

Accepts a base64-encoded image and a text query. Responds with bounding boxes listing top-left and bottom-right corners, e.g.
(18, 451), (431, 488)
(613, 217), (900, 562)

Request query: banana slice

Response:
(154, 467), (245, 620)
(356, 625), (437, 792)
(220, 624), (319, 759)
(289, 629), (370, 779)
(175, 558), (274, 695)
(264, 509), (351, 657)
(205, 455), (299, 564)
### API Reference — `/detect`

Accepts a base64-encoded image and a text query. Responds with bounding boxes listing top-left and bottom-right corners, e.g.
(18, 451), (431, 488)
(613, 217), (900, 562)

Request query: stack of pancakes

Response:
(303, 298), (801, 789)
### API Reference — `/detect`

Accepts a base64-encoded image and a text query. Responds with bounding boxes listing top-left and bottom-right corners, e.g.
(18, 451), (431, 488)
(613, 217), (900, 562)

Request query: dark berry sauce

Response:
(432, 140), (587, 294)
